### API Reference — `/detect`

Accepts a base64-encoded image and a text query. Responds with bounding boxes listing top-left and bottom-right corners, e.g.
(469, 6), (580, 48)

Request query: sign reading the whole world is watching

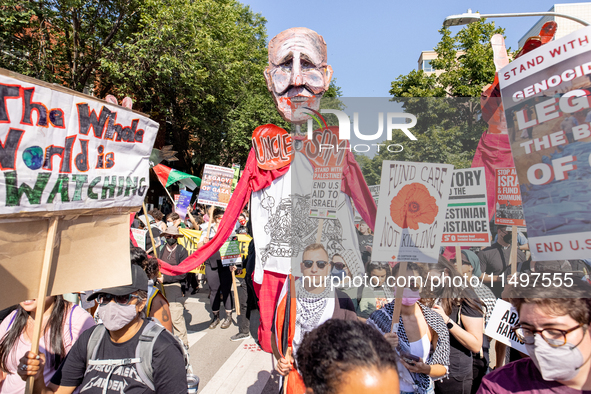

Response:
(0, 71), (159, 215)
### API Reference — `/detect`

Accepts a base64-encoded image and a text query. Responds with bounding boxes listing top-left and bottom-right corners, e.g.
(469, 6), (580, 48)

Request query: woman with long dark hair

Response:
(422, 256), (484, 394)
(0, 296), (94, 393)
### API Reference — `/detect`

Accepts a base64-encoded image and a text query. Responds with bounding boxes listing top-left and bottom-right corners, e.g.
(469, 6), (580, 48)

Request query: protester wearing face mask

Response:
(331, 250), (376, 322)
(17, 265), (187, 394)
(0, 296), (94, 393)
(477, 277), (591, 393)
(158, 225), (190, 348)
(477, 225), (527, 298)
(367, 262), (450, 394)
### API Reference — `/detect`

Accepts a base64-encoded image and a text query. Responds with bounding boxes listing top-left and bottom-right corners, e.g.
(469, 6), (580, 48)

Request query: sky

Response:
(242, 0), (584, 96)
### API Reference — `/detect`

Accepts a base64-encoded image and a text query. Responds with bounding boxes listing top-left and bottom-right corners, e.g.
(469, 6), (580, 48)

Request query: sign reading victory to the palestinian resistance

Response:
(485, 299), (528, 355)
(197, 164), (234, 208)
(499, 26), (591, 260)
(495, 168), (526, 227)
(442, 167), (491, 246)
(0, 72), (159, 216)
(373, 161), (454, 263)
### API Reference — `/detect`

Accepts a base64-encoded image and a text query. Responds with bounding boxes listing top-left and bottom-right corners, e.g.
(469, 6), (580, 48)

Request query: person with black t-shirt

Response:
(424, 256), (484, 394)
(158, 225), (189, 348)
(17, 265), (187, 394)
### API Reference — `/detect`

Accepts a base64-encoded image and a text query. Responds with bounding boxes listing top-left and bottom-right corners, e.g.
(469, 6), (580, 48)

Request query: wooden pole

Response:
(25, 217), (59, 394)
(391, 261), (408, 333)
(231, 269), (241, 316)
(455, 245), (463, 273)
(510, 225), (518, 275)
(143, 202), (158, 259)
(315, 219), (324, 243)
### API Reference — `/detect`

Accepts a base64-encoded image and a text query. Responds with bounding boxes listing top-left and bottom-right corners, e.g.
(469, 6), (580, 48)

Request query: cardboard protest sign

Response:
(131, 227), (147, 250)
(0, 70), (159, 216)
(373, 161), (453, 263)
(220, 236), (242, 266)
(175, 190), (192, 220)
(0, 214), (132, 310)
(197, 164), (234, 208)
(252, 124), (292, 170)
(178, 227), (203, 256)
(494, 168), (525, 226)
(442, 167), (491, 246)
(499, 26), (591, 260)
(485, 299), (528, 355)
(309, 167), (341, 219)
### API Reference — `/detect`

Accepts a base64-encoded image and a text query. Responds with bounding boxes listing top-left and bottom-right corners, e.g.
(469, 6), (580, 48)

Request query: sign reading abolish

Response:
(442, 167), (491, 246)
(0, 74), (159, 215)
(484, 299), (528, 355)
(373, 161), (453, 263)
(197, 164), (234, 208)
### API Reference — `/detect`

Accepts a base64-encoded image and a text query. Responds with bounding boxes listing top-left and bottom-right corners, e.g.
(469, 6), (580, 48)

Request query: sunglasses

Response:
(332, 261), (346, 270)
(97, 293), (140, 306)
(302, 260), (329, 269)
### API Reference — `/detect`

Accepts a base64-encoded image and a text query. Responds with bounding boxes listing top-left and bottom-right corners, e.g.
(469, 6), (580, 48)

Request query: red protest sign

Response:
(495, 168), (525, 226)
(252, 124), (292, 170)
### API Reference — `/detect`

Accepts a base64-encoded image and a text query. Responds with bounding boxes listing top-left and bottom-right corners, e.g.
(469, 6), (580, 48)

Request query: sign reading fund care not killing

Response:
(442, 167), (491, 246)
(373, 161), (453, 263)
(0, 72), (159, 215)
(499, 26), (591, 259)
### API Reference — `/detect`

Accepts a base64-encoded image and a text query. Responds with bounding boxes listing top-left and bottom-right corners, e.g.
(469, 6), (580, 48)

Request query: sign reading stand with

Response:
(373, 161), (453, 263)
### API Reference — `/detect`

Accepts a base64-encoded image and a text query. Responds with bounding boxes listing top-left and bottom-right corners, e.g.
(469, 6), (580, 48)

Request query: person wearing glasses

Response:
(16, 264), (187, 394)
(477, 276), (591, 393)
(275, 243), (357, 378)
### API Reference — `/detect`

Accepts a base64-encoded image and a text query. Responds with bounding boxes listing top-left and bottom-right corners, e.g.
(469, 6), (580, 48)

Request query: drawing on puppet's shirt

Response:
(258, 190), (345, 265)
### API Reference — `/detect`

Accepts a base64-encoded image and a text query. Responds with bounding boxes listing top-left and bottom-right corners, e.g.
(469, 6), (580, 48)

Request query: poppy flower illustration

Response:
(390, 183), (439, 230)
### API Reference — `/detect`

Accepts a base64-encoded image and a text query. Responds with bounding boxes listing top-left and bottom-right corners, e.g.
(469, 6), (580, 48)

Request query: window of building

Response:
(422, 60), (434, 72)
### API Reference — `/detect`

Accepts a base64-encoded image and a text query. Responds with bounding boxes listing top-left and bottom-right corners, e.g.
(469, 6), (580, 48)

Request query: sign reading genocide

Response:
(442, 167), (491, 246)
(373, 161), (454, 263)
(495, 168), (526, 226)
(0, 73), (159, 215)
(484, 299), (528, 355)
(197, 164), (234, 208)
(499, 26), (591, 260)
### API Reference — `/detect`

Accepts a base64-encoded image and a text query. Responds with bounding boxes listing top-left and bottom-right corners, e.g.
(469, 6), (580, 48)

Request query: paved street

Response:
(180, 283), (281, 393)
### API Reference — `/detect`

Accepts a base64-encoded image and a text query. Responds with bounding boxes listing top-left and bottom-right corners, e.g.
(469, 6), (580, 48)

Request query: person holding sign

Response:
(367, 263), (450, 394)
(16, 265), (188, 394)
(478, 278), (591, 393)
(422, 257), (484, 394)
(0, 297), (94, 393)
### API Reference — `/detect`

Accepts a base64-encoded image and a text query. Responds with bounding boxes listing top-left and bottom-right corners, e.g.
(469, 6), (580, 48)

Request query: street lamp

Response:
(443, 9), (590, 27)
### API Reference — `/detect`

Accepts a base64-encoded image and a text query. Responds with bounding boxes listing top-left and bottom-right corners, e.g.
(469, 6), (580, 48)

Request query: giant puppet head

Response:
(264, 27), (333, 124)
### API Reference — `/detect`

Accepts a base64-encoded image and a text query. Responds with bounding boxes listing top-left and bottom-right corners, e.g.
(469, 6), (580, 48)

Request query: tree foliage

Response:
(0, 0), (289, 176)
(358, 19), (508, 182)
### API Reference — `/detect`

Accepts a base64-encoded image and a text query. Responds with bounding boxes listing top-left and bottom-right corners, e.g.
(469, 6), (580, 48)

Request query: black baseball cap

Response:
(88, 265), (148, 300)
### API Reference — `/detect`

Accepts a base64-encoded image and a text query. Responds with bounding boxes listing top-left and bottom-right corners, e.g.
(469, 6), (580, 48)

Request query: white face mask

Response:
(526, 333), (587, 381)
(98, 302), (138, 331)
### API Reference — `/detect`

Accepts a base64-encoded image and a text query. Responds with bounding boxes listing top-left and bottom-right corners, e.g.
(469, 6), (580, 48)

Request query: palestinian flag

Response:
(153, 164), (201, 190)
(272, 274), (306, 394)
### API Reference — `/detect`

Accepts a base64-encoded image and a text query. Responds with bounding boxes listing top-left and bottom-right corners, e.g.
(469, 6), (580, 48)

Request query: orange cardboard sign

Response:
(252, 124), (292, 170)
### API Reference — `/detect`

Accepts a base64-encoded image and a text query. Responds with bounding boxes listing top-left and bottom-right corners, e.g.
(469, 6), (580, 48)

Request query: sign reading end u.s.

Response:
(0, 70), (159, 216)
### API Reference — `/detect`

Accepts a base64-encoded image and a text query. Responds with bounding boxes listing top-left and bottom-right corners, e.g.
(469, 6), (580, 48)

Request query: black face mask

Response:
(503, 233), (513, 244)
(166, 237), (177, 246)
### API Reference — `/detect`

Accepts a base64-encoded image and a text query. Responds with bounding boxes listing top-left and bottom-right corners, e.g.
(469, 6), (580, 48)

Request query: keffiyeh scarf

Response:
(295, 278), (333, 335)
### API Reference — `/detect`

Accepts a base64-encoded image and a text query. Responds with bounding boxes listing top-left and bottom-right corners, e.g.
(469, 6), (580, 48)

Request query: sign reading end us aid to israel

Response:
(441, 167), (490, 246)
(499, 26), (591, 260)
(0, 71), (159, 215)
(373, 161), (453, 263)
